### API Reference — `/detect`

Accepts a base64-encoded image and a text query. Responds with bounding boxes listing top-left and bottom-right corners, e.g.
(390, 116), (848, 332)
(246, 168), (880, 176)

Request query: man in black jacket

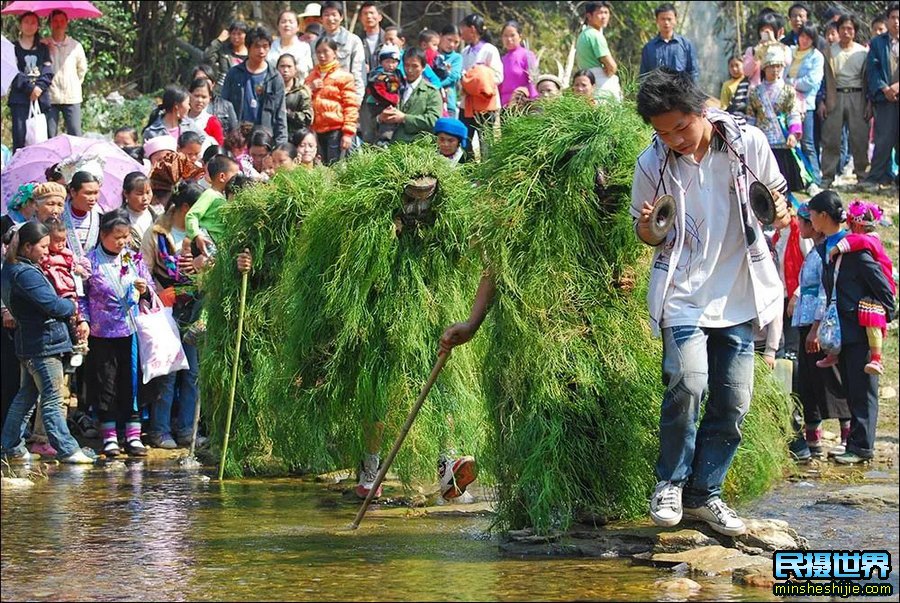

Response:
(221, 26), (288, 144)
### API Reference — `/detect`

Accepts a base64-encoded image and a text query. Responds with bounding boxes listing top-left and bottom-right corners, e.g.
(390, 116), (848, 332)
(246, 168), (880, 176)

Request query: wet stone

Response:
(736, 518), (808, 552)
(651, 545), (771, 577)
(733, 566), (782, 589)
(816, 484), (900, 509)
(654, 577), (701, 592)
(653, 529), (719, 553)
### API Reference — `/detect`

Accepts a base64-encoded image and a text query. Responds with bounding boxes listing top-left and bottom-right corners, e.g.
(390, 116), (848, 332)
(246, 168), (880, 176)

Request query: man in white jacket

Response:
(630, 68), (791, 537)
(43, 10), (87, 137)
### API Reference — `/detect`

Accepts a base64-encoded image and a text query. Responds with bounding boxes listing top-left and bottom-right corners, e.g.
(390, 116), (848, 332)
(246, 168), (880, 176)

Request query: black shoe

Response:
(125, 440), (149, 457)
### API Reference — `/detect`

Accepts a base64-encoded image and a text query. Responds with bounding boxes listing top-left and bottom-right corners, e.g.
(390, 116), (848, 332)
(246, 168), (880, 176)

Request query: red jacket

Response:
(40, 246), (76, 299)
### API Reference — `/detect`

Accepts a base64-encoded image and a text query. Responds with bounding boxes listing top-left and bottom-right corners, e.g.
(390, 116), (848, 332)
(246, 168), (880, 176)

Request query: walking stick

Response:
(218, 269), (250, 481)
(351, 350), (451, 529)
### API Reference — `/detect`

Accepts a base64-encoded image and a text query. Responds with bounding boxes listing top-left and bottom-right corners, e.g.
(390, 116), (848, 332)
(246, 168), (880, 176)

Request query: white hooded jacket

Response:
(629, 109), (786, 336)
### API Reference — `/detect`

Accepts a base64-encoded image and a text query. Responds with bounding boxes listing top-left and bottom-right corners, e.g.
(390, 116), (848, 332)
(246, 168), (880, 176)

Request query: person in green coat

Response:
(379, 48), (442, 144)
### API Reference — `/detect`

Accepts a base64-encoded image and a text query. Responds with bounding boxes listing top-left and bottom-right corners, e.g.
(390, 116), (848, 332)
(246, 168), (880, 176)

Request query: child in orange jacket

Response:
(306, 37), (360, 165)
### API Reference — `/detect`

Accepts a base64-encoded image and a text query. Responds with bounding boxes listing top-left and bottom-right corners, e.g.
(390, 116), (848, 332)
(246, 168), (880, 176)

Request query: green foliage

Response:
(201, 144), (489, 482)
(200, 167), (331, 476)
(81, 94), (159, 137)
(470, 94), (793, 532)
(271, 142), (488, 483)
(64, 1), (139, 93)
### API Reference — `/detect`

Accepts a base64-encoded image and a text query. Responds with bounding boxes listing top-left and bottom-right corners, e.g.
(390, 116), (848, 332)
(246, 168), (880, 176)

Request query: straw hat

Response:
(298, 3), (321, 18)
(32, 182), (68, 202)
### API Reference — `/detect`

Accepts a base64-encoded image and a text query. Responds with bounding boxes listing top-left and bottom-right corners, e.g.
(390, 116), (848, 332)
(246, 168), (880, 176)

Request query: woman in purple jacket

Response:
(78, 209), (152, 457)
(498, 21), (537, 107)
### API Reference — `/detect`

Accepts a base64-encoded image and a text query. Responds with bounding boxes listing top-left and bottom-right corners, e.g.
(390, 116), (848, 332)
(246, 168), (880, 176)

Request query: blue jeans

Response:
(46, 103), (82, 138)
(801, 110), (821, 185)
(1, 356), (81, 458)
(657, 322), (754, 508)
(149, 342), (199, 440)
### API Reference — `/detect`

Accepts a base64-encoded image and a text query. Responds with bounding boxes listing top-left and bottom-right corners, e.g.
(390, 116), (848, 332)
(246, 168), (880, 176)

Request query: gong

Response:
(749, 181), (777, 225)
(647, 194), (676, 243)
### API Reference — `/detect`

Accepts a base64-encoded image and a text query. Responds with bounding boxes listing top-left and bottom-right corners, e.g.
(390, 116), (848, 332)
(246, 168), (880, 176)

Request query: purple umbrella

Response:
(1, 134), (146, 214)
(1, 35), (16, 97)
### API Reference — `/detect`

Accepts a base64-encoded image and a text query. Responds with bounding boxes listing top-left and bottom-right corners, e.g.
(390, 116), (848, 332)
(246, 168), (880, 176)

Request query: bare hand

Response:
(771, 191), (790, 229)
(636, 200), (663, 245)
(864, 101), (873, 122)
(309, 78), (324, 91)
(439, 322), (475, 355)
(816, 102), (827, 121)
(884, 87), (899, 102)
(193, 236), (209, 257)
(787, 295), (797, 317)
(218, 29), (229, 42)
(829, 245), (841, 261)
(76, 321), (90, 342)
(340, 134), (353, 151)
(762, 355), (776, 369)
(805, 328), (820, 354)
(1, 308), (15, 330)
(236, 248), (252, 273)
(786, 134), (797, 149)
(134, 278), (148, 295)
(29, 87), (43, 102)
(192, 254), (209, 273)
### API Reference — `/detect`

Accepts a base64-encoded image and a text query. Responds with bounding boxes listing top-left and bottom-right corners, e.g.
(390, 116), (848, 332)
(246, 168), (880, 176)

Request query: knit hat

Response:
(434, 117), (468, 149)
(32, 182), (68, 202)
(761, 45), (786, 70)
(143, 135), (178, 160)
(378, 45), (401, 62)
(535, 74), (563, 91)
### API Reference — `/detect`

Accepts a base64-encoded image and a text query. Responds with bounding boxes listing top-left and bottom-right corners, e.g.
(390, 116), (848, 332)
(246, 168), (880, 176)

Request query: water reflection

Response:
(3, 465), (805, 602)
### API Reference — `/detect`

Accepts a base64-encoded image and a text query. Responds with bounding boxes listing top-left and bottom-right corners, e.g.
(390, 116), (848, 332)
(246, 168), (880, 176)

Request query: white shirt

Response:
(128, 208), (154, 241)
(661, 151), (757, 328)
(402, 76), (421, 106)
(462, 42), (503, 84)
(365, 32), (380, 56)
(268, 37), (314, 81)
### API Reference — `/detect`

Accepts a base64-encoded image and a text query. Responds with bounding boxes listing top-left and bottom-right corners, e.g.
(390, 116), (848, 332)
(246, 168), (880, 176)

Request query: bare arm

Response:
(439, 272), (496, 354)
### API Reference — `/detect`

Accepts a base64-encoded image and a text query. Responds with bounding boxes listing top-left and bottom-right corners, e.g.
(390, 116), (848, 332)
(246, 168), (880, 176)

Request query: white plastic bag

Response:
(135, 294), (189, 383)
(25, 101), (48, 146)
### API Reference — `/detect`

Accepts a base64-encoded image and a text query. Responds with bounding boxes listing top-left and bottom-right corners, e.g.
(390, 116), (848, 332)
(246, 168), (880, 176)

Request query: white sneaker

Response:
(355, 454), (382, 499)
(61, 449), (95, 464)
(438, 455), (477, 499)
(683, 498), (746, 536)
(827, 443), (846, 457)
(650, 481), (683, 527)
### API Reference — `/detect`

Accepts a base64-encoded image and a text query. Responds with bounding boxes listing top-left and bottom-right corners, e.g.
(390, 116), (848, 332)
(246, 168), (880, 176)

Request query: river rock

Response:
(651, 545), (771, 577)
(736, 518), (808, 551)
(653, 529), (719, 553)
(655, 577), (701, 592)
(816, 484), (899, 509)
(880, 386), (897, 400)
(733, 565), (781, 589)
(1, 477), (35, 489)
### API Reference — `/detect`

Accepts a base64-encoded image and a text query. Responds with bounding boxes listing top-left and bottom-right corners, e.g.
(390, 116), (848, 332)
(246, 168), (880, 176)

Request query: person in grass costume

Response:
(440, 92), (794, 534)
(204, 142), (486, 499)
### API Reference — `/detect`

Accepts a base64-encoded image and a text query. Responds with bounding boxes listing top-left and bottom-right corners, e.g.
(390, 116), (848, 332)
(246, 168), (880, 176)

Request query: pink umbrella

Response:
(1, 35), (16, 97)
(1, 134), (146, 214)
(0, 1), (102, 19)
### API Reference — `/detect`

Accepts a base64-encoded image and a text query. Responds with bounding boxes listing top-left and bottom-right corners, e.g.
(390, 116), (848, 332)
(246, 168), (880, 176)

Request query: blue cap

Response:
(433, 117), (468, 149)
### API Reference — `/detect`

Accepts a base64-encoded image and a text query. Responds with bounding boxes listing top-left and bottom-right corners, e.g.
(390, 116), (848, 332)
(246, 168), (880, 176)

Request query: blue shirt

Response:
(824, 230), (847, 258)
(639, 34), (700, 83)
(242, 71), (267, 124)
